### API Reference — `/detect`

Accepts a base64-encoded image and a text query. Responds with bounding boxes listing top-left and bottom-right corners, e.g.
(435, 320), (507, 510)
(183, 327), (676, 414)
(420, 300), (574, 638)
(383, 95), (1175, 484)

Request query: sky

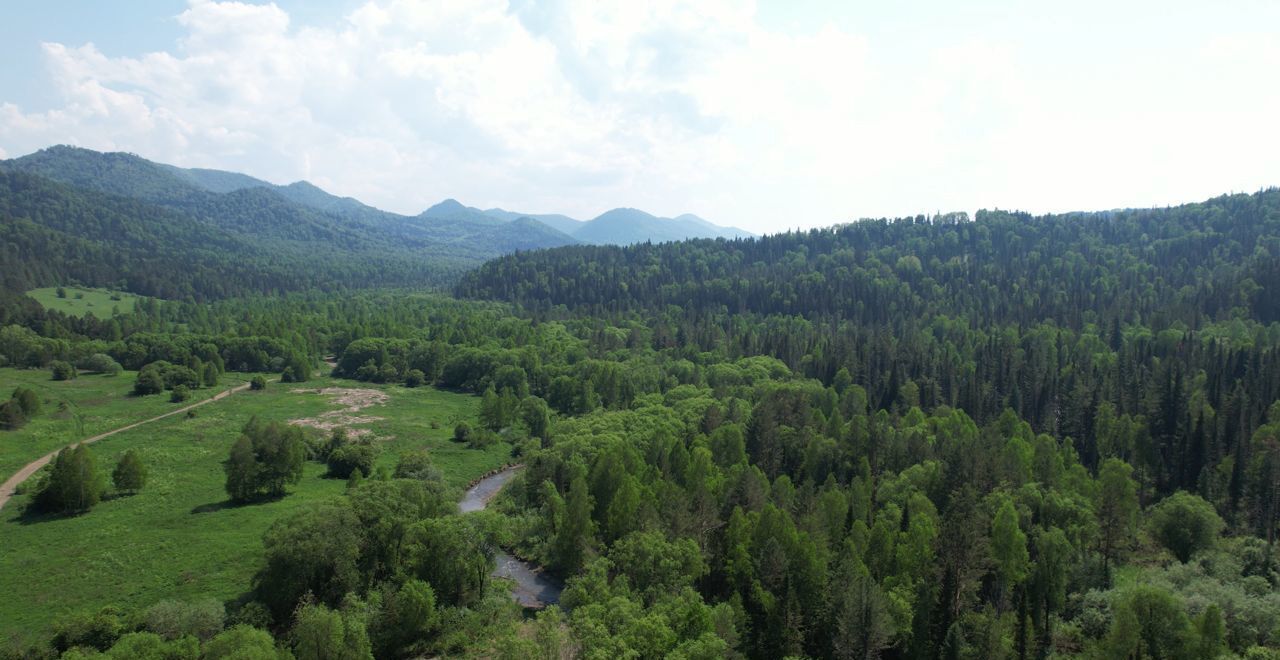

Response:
(1, 0), (1278, 234)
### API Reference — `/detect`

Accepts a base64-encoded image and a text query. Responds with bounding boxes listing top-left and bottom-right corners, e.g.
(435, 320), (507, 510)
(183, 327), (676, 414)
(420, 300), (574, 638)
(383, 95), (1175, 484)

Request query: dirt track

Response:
(0, 382), (252, 511)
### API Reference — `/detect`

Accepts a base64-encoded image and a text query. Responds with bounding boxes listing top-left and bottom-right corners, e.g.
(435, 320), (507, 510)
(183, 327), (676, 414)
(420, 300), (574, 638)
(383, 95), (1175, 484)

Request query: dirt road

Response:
(0, 382), (252, 511)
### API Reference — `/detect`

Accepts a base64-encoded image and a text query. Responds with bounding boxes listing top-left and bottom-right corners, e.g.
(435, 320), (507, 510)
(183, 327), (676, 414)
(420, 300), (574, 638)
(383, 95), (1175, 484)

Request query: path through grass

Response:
(0, 376), (505, 642)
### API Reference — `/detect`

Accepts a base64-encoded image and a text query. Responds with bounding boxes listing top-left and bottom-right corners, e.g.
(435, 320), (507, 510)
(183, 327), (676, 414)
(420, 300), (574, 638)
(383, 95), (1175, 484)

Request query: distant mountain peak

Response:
(423, 198), (468, 217)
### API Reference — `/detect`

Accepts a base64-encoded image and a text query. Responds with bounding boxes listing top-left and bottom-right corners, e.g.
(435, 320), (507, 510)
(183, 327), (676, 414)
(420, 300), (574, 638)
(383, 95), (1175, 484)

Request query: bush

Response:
(134, 361), (200, 395)
(170, 384), (190, 403)
(283, 355), (311, 383)
(51, 360), (77, 381)
(202, 625), (279, 658)
(453, 422), (472, 444)
(327, 443), (379, 479)
(11, 387), (40, 418)
(51, 606), (126, 652)
(143, 599), (225, 641)
(1148, 491), (1225, 562)
(0, 400), (27, 431)
(79, 353), (122, 375)
(112, 449), (147, 494)
(250, 375), (267, 391)
(134, 366), (165, 395)
(467, 429), (498, 450)
(404, 369), (426, 388)
(394, 449), (442, 482)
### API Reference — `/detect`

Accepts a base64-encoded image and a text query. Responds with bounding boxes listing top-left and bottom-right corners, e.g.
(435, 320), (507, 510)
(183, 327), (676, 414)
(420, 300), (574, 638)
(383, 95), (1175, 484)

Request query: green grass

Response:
(26, 287), (144, 319)
(0, 368), (249, 480)
(0, 376), (506, 642)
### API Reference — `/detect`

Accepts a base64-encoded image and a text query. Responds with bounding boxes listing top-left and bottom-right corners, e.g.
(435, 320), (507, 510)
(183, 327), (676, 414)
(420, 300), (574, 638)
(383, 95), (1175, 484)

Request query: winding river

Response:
(459, 465), (563, 608)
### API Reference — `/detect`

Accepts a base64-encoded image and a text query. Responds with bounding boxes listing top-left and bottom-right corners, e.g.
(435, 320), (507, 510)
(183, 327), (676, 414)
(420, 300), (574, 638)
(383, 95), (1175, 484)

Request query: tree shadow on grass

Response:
(191, 493), (285, 514)
(12, 504), (88, 526)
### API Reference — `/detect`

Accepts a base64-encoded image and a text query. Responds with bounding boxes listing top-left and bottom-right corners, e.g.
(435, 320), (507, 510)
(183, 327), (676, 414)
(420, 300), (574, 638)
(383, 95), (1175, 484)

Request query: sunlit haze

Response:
(2, 0), (1277, 233)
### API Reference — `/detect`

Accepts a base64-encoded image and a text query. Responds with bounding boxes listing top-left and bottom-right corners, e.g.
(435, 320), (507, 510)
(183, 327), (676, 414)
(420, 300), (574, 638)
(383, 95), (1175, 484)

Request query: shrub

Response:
(394, 449), (442, 483)
(0, 400), (27, 431)
(11, 387), (40, 418)
(112, 449), (147, 494)
(467, 429), (498, 450)
(453, 422), (472, 444)
(327, 443), (379, 479)
(51, 360), (77, 381)
(79, 353), (122, 375)
(170, 384), (190, 403)
(143, 599), (225, 641)
(404, 369), (426, 388)
(250, 375), (267, 391)
(51, 606), (126, 653)
(134, 366), (165, 395)
(1148, 491), (1225, 562)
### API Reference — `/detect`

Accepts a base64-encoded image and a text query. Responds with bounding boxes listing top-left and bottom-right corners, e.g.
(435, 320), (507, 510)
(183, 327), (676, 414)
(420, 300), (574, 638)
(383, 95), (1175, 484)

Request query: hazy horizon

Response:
(2, 0), (1278, 234)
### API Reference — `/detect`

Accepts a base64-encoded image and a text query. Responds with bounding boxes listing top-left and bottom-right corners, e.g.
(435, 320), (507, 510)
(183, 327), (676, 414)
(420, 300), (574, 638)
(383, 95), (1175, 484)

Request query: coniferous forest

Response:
(2, 140), (1280, 658)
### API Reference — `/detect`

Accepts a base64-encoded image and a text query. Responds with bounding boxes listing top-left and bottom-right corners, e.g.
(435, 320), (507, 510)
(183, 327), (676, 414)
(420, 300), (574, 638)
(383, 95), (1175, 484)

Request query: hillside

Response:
(0, 147), (579, 298)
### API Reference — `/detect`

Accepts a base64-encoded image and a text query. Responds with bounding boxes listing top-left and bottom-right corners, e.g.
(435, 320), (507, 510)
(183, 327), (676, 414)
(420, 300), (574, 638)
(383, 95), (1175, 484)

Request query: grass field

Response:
(0, 375), (505, 642)
(0, 368), (249, 480)
(25, 287), (144, 319)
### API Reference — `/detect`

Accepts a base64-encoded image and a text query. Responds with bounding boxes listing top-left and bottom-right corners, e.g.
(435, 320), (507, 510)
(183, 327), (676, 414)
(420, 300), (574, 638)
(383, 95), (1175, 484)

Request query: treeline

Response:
(458, 189), (1280, 327)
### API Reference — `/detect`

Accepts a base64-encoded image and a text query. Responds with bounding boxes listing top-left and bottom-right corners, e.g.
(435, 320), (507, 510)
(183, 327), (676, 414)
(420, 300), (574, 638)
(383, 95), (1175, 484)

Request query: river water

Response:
(459, 466), (563, 608)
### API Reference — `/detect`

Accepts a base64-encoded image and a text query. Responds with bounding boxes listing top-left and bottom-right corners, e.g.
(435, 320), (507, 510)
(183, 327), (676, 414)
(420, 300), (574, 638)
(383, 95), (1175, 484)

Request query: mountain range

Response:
(0, 145), (753, 300)
(4, 145), (750, 249)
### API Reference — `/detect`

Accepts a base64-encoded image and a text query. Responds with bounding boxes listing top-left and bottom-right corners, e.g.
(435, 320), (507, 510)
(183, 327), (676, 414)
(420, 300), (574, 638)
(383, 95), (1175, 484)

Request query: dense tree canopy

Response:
(8, 186), (1280, 658)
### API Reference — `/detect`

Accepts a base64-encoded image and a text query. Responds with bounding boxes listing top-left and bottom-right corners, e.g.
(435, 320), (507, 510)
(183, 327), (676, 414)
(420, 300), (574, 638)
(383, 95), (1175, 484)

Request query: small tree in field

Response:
(36, 444), (104, 513)
(0, 400), (26, 431)
(223, 418), (305, 503)
(453, 422), (472, 444)
(113, 450), (147, 494)
(51, 361), (77, 381)
(12, 388), (40, 417)
(250, 376), (267, 391)
(170, 385), (190, 403)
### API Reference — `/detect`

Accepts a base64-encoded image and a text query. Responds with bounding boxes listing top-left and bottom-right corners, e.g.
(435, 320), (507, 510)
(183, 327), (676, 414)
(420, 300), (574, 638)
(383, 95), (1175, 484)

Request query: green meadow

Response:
(0, 368), (248, 479)
(25, 287), (143, 319)
(0, 375), (504, 642)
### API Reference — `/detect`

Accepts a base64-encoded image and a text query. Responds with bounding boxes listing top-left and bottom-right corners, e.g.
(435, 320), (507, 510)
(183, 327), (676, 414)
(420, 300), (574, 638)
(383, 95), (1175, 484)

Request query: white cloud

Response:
(0, 0), (1277, 232)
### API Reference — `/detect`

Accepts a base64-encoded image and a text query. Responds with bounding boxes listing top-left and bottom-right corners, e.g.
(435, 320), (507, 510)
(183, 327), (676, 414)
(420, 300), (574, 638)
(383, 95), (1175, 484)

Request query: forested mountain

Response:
(483, 207), (584, 234)
(462, 189), (1280, 507)
(0, 146), (579, 298)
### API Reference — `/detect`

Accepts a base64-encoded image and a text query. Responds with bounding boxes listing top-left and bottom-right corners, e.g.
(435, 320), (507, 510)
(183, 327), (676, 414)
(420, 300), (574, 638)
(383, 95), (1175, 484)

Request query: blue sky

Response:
(1, 0), (1277, 233)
